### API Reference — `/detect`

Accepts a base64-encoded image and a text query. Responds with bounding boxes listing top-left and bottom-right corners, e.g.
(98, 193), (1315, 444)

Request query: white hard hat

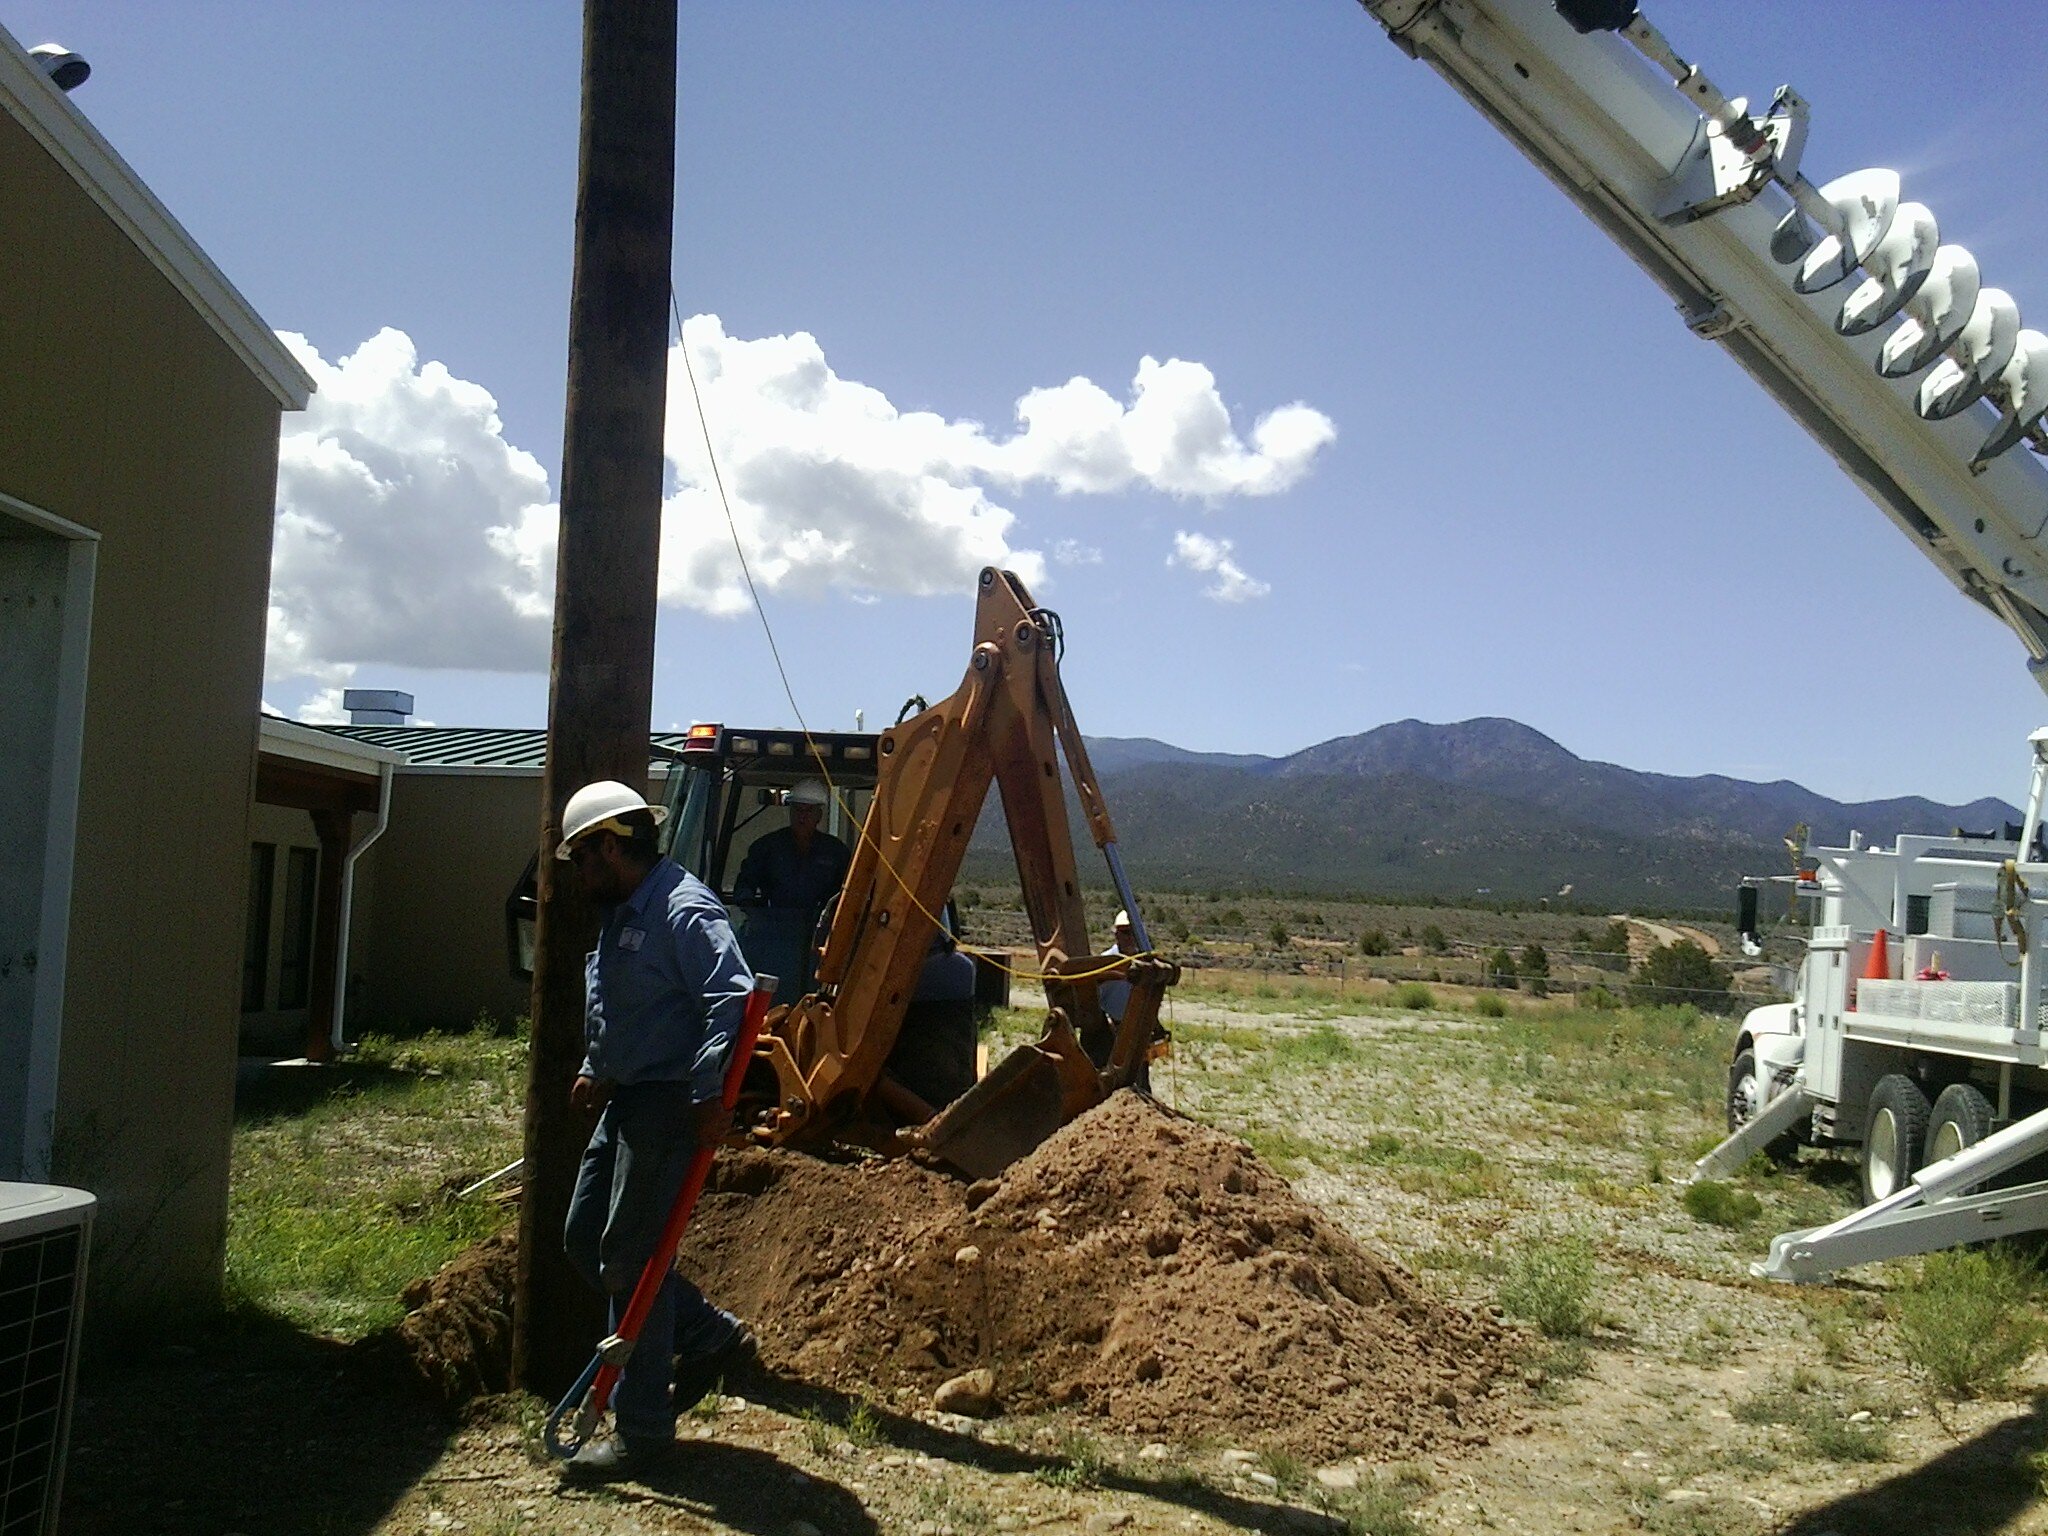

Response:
(1114, 910), (1133, 929)
(787, 778), (829, 808)
(556, 780), (667, 860)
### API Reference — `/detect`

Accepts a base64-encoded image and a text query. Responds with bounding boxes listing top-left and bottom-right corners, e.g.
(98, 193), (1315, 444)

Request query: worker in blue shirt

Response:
(556, 780), (756, 1481)
(733, 778), (852, 913)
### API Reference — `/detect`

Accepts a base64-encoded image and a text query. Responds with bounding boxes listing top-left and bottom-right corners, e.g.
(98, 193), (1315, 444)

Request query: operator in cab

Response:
(556, 780), (758, 1481)
(733, 778), (852, 911)
(1099, 908), (1140, 1024)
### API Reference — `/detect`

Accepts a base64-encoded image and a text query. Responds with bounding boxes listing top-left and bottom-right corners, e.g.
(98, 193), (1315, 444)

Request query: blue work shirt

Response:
(580, 857), (754, 1102)
(734, 826), (852, 912)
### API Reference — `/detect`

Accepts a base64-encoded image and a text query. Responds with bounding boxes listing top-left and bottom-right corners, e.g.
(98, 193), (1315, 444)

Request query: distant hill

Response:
(1263, 717), (2019, 850)
(1083, 736), (1276, 775)
(958, 718), (2016, 909)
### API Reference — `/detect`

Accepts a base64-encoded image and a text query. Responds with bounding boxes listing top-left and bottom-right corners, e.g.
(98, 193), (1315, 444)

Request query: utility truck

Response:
(1693, 728), (2048, 1280)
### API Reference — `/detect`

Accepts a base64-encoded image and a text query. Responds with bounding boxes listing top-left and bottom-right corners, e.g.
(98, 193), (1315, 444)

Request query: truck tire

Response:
(1726, 1048), (1796, 1160)
(1924, 1082), (1996, 1168)
(1861, 1074), (1931, 1204)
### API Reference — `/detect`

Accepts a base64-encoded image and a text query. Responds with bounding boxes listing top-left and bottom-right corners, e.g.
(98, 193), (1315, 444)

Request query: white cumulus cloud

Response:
(264, 318), (1331, 700)
(1169, 530), (1270, 603)
(1053, 538), (1104, 566)
(266, 329), (555, 710)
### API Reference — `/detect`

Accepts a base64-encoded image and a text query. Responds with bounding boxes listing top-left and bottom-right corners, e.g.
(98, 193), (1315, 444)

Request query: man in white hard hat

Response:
(733, 777), (852, 913)
(554, 780), (757, 1480)
(1099, 908), (1140, 1025)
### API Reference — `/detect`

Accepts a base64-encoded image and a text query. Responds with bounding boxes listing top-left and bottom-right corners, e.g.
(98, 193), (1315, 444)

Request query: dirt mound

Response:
(681, 1092), (1515, 1461)
(395, 1230), (518, 1403)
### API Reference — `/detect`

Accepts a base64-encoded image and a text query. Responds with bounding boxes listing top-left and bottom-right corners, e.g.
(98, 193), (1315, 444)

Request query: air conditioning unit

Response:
(0, 1183), (94, 1536)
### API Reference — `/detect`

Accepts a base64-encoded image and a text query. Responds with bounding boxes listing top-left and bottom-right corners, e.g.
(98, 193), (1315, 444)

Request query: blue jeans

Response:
(563, 1080), (745, 1442)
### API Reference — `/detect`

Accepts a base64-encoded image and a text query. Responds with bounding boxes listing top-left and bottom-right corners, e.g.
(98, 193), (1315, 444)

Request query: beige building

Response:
(0, 30), (314, 1313)
(319, 727), (690, 1034)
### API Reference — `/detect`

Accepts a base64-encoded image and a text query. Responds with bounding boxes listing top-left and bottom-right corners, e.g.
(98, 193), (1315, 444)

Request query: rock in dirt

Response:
(678, 1092), (1515, 1463)
(933, 1367), (999, 1417)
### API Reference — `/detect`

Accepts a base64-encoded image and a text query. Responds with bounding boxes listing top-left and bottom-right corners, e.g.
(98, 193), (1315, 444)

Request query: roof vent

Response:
(343, 688), (414, 726)
(29, 44), (90, 92)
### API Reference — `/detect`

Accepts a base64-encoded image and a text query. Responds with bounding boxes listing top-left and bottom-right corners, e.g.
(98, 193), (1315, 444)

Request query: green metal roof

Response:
(316, 725), (693, 771)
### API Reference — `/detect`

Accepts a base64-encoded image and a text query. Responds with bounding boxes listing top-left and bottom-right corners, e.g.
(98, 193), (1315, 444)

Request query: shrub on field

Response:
(1395, 982), (1434, 1011)
(1582, 985), (1621, 1010)
(1629, 940), (1734, 1012)
(1269, 920), (1291, 949)
(1420, 924), (1449, 955)
(1474, 994), (1508, 1019)
(1499, 1230), (1597, 1338)
(1519, 943), (1550, 979)
(1895, 1246), (2048, 1400)
(1358, 928), (1391, 957)
(1483, 947), (1519, 990)
(1682, 1179), (1762, 1228)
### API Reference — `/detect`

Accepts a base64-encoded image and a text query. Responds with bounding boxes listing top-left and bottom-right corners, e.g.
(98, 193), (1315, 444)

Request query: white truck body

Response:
(1736, 834), (2035, 1137)
(1693, 730), (2048, 1279)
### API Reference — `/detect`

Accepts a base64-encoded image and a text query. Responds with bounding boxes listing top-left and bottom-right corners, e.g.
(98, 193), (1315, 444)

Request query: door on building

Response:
(0, 497), (95, 1180)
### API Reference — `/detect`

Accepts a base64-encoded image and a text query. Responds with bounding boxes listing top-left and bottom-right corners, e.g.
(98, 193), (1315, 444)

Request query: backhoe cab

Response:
(508, 567), (1175, 1178)
(506, 723), (988, 1116)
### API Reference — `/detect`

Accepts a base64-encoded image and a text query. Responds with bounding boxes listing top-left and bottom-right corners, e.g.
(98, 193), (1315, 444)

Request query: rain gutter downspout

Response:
(331, 760), (394, 1057)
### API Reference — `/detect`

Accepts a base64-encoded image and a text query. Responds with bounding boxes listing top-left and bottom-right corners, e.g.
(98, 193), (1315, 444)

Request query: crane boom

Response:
(1356, 0), (2048, 682)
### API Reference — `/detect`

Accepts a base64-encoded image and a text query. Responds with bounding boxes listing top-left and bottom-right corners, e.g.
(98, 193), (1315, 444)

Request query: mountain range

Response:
(962, 717), (2018, 910)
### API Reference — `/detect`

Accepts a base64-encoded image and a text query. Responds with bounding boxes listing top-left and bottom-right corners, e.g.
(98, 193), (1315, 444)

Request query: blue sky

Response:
(15, 1), (2048, 804)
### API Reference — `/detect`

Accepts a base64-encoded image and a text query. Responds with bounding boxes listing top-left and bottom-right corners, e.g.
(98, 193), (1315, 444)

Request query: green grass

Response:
(1393, 982), (1435, 1011)
(225, 1028), (526, 1336)
(1732, 1371), (1892, 1462)
(844, 1397), (884, 1448)
(1270, 1024), (1363, 1068)
(1497, 1229), (1597, 1338)
(1681, 1180), (1763, 1228)
(1034, 1427), (1109, 1489)
(1330, 1470), (1433, 1536)
(1895, 1247), (2048, 1400)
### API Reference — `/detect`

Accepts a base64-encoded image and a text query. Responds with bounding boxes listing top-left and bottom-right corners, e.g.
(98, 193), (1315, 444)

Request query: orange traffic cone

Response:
(1863, 927), (1891, 982)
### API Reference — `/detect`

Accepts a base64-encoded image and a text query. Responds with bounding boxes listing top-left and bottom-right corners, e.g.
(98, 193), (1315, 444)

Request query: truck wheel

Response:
(1924, 1082), (1996, 1167)
(1861, 1074), (1931, 1204)
(1726, 1048), (1796, 1160)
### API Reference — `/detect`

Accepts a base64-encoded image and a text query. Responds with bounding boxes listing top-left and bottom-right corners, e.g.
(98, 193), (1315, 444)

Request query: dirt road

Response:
(1620, 916), (1723, 958)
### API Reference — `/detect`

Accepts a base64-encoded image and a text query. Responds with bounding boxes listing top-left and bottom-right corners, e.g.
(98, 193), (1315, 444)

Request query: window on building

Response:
(242, 844), (276, 1012)
(1906, 893), (1930, 937)
(277, 847), (319, 1011)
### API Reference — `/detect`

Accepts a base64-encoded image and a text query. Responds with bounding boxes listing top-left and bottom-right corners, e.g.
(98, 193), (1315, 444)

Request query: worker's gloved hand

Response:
(688, 1097), (734, 1148)
(569, 1075), (610, 1113)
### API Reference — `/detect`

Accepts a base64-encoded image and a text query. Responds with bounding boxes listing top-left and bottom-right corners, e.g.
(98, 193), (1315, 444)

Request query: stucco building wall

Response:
(0, 103), (291, 1311)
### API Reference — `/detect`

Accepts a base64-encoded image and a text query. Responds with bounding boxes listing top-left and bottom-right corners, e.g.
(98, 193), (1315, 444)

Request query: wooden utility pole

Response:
(513, 0), (678, 1396)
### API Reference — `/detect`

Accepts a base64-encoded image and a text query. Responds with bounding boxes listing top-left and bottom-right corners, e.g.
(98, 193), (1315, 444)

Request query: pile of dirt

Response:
(680, 1092), (1516, 1462)
(394, 1230), (518, 1403)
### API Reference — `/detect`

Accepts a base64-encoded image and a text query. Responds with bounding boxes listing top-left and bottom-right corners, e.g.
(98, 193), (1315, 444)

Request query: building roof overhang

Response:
(0, 24), (316, 411)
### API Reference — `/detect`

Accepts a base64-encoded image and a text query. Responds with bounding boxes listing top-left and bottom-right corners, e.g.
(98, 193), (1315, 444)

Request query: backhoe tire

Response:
(1924, 1082), (1996, 1180)
(1725, 1048), (1796, 1162)
(1861, 1074), (1931, 1205)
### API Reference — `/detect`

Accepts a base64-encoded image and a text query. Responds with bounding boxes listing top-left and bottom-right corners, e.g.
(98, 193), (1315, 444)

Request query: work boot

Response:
(563, 1432), (673, 1482)
(673, 1326), (758, 1411)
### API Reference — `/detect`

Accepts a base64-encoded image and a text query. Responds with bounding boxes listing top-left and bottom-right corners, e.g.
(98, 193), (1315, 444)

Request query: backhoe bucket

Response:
(915, 1012), (1100, 1180)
